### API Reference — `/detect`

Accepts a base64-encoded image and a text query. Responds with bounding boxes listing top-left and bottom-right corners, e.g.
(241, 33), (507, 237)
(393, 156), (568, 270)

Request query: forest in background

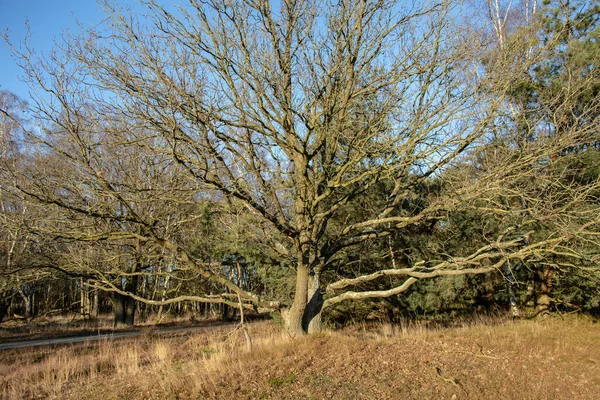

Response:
(0, 0), (599, 335)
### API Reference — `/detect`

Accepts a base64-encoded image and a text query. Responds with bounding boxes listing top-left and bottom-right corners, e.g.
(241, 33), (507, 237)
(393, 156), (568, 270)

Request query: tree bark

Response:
(304, 270), (323, 334)
(285, 262), (310, 337)
(18, 289), (31, 318)
(80, 279), (87, 318)
(92, 291), (99, 318)
(124, 273), (139, 325)
(536, 266), (553, 315)
(0, 304), (8, 324)
(505, 261), (520, 318)
(284, 262), (325, 336)
(0, 294), (11, 325)
(156, 274), (171, 323)
(31, 291), (36, 317)
(112, 250), (141, 326)
(112, 275), (138, 327)
(124, 294), (136, 325)
(112, 293), (126, 327)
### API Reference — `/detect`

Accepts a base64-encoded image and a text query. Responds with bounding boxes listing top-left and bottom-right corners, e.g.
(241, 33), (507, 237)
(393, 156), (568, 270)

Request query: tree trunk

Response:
(138, 276), (148, 320)
(113, 252), (141, 326)
(0, 303), (8, 324)
(284, 263), (324, 336)
(92, 291), (99, 318)
(304, 270), (323, 334)
(124, 295), (136, 326)
(221, 302), (230, 320)
(156, 274), (171, 323)
(112, 277), (138, 327)
(536, 267), (553, 315)
(0, 294), (11, 325)
(18, 289), (31, 318)
(284, 263), (310, 337)
(505, 261), (520, 318)
(112, 293), (126, 327)
(80, 279), (87, 318)
(124, 273), (139, 326)
(31, 291), (36, 317)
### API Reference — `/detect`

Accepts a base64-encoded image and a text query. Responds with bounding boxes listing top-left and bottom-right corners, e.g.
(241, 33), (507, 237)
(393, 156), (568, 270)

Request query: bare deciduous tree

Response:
(1, 0), (598, 335)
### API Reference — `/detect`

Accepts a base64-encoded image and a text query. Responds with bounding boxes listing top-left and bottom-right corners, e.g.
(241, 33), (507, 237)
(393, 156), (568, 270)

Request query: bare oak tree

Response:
(2, 0), (599, 335)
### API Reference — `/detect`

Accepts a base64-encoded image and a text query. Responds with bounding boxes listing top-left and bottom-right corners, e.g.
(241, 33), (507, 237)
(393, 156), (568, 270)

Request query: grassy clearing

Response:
(1, 316), (599, 399)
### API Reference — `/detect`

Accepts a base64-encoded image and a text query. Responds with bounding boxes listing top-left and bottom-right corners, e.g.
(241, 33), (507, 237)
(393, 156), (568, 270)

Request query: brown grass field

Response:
(1, 315), (599, 399)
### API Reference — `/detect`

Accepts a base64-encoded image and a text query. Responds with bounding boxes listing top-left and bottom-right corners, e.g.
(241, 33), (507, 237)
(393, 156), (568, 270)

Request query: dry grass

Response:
(0, 321), (282, 399)
(1, 315), (599, 399)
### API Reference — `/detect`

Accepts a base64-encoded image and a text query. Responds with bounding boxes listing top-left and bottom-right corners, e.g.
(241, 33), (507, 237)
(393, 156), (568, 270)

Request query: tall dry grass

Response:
(2, 315), (599, 399)
(0, 321), (283, 400)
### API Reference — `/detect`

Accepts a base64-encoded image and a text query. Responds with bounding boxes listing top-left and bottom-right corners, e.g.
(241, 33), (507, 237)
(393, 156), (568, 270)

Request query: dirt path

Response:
(0, 322), (234, 350)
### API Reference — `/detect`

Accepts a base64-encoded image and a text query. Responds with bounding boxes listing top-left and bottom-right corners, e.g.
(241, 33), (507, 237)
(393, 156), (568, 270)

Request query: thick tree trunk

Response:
(112, 276), (138, 327)
(112, 294), (136, 326)
(285, 263), (310, 337)
(113, 251), (141, 326)
(125, 273), (138, 325)
(124, 295), (136, 325)
(0, 295), (11, 325)
(18, 289), (31, 318)
(284, 264), (324, 336)
(304, 270), (323, 334)
(536, 267), (553, 315)
(0, 304), (8, 325)
(112, 293), (127, 327)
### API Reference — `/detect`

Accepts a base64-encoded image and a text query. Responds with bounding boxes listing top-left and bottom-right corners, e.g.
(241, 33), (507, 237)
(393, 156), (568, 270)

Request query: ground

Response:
(1, 315), (599, 399)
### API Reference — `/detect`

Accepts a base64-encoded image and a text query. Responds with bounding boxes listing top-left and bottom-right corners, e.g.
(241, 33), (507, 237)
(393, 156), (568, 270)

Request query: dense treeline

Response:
(1, 0), (599, 333)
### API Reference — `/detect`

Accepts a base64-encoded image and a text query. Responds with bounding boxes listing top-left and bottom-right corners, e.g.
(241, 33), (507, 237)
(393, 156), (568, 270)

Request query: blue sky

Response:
(0, 0), (143, 100)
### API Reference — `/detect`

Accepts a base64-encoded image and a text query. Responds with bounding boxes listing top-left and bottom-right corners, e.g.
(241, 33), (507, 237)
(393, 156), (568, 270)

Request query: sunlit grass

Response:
(1, 316), (599, 399)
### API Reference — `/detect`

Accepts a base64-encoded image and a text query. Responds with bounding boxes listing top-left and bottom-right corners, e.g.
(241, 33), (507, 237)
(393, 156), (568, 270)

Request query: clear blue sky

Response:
(0, 0), (142, 101)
